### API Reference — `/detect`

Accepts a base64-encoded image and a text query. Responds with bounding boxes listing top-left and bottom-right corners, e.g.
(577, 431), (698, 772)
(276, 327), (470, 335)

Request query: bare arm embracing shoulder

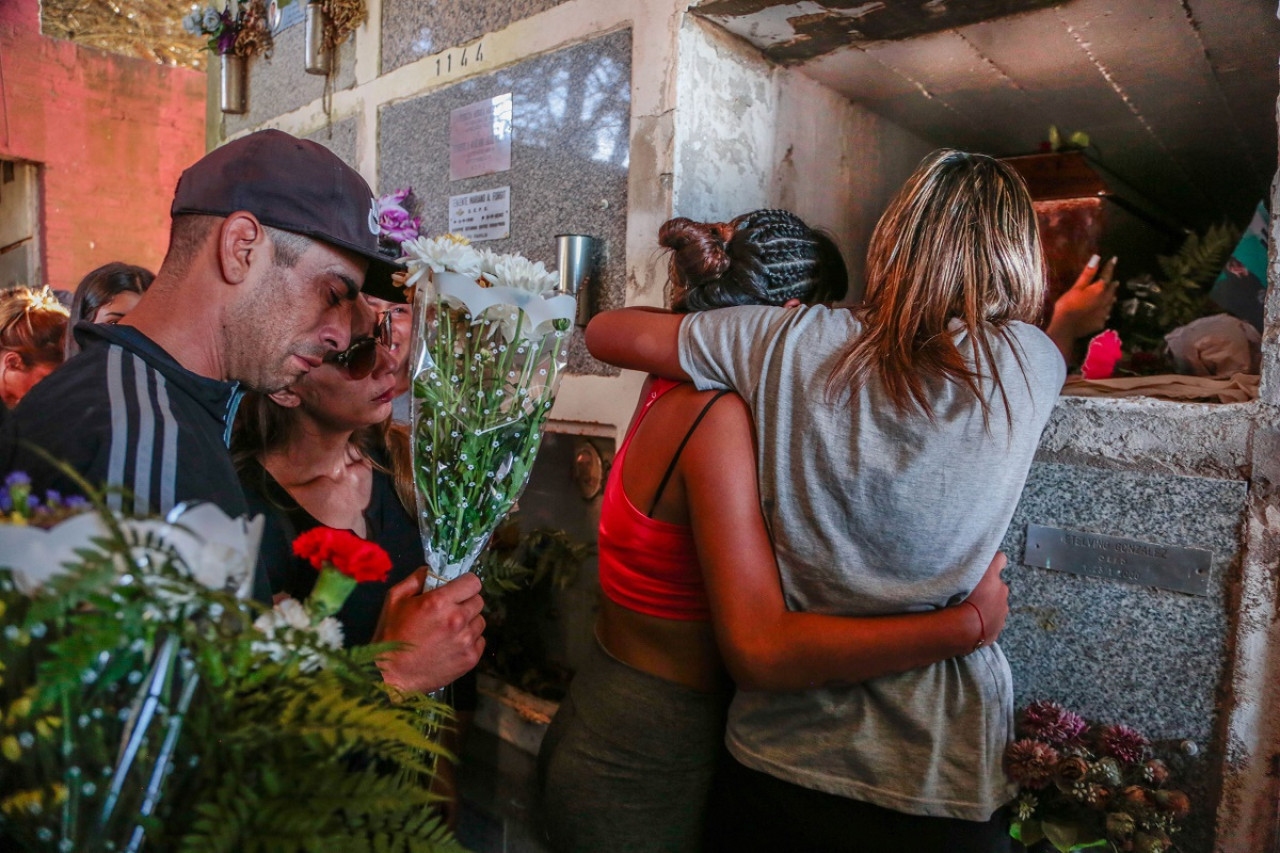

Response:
(682, 392), (1007, 692)
(585, 308), (690, 381)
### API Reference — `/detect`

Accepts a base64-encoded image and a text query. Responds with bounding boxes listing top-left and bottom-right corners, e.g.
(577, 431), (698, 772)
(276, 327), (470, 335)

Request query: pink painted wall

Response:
(0, 0), (206, 290)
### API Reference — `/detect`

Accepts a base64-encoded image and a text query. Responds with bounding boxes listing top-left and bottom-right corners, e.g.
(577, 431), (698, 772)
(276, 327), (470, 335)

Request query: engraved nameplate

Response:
(1023, 524), (1212, 597)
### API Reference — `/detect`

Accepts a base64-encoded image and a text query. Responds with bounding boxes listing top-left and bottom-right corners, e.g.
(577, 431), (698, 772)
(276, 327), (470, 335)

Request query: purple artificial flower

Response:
(1098, 724), (1150, 764)
(1020, 700), (1087, 746)
(216, 30), (237, 55)
(4, 471), (31, 489)
(381, 187), (413, 207)
(64, 495), (90, 510)
(376, 188), (423, 244)
(44, 489), (62, 506)
(0, 491), (11, 513)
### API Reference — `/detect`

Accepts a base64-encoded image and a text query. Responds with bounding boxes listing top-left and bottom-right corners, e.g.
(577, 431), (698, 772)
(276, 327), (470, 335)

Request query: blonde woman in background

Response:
(0, 286), (68, 417)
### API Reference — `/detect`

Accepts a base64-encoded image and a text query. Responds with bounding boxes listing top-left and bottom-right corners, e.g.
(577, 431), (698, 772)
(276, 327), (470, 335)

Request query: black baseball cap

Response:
(170, 129), (407, 303)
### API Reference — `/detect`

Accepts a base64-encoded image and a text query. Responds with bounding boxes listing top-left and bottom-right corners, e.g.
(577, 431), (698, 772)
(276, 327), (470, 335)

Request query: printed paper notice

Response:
(449, 93), (513, 181)
(449, 187), (511, 242)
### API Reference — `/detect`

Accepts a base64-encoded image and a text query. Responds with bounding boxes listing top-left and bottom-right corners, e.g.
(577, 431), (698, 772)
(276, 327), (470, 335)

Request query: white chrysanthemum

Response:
(253, 609), (281, 640)
(483, 253), (559, 295)
(314, 617), (345, 651)
(401, 234), (482, 291)
(275, 597), (311, 631)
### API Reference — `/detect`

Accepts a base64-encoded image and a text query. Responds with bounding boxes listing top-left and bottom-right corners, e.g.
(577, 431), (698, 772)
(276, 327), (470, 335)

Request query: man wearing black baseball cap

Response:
(0, 130), (483, 694)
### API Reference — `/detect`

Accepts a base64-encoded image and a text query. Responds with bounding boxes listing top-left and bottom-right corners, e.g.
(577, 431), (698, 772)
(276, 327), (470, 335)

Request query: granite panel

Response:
(380, 0), (573, 75)
(221, 21), (357, 135)
(1001, 461), (1246, 851)
(304, 115), (359, 167)
(379, 30), (630, 377)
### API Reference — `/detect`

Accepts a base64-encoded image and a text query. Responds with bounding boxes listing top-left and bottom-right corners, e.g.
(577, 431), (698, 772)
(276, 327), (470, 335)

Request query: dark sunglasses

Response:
(324, 310), (394, 380)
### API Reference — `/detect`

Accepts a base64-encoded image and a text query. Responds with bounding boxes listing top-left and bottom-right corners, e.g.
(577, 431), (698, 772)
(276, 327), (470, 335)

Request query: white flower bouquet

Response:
(0, 475), (456, 851)
(401, 235), (576, 585)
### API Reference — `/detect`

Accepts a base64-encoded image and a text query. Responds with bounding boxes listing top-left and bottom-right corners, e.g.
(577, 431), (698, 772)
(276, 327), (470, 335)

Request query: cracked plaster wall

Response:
(673, 16), (933, 296)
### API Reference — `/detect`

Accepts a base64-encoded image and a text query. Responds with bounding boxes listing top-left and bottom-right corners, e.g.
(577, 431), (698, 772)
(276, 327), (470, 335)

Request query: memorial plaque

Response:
(1023, 523), (1212, 597)
(448, 187), (511, 242)
(449, 93), (513, 181)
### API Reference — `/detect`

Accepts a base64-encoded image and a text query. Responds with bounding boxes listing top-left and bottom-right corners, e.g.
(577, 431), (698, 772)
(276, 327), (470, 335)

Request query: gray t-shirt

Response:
(679, 304), (1064, 821)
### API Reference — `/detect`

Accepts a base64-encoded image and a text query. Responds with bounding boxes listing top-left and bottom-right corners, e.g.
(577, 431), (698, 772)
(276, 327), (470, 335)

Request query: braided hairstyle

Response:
(660, 209), (848, 313)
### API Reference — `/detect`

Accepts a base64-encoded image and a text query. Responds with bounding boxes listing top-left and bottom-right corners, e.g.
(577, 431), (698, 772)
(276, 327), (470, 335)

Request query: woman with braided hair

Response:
(536, 208), (1012, 852)
(586, 152), (1066, 852)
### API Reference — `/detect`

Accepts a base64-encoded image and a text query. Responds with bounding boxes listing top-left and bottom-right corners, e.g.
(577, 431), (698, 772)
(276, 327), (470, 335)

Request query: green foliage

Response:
(1154, 222), (1240, 329)
(1110, 221), (1242, 370)
(1047, 125), (1091, 152)
(0, 503), (460, 851)
(477, 524), (589, 600)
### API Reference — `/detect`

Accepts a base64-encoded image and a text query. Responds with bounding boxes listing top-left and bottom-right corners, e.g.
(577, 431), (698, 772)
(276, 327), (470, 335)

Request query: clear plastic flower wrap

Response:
(402, 236), (575, 586)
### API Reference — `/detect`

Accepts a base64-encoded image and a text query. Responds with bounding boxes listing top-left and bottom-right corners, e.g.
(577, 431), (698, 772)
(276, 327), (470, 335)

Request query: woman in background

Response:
(538, 209), (1011, 853)
(64, 262), (154, 358)
(0, 286), (68, 416)
(588, 152), (1065, 852)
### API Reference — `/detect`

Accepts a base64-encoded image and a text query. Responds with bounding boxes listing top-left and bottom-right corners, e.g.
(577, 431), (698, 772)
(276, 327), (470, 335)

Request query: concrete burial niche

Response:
(378, 29), (631, 378)
(679, 2), (1280, 849)
(205, 0), (1280, 847)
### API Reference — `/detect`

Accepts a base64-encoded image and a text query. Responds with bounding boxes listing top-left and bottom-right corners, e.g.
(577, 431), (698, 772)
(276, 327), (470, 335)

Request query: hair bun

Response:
(659, 217), (732, 283)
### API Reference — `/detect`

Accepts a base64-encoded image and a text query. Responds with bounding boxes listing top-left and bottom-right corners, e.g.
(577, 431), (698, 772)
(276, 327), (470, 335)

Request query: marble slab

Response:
(222, 23), (357, 135)
(1001, 461), (1246, 852)
(380, 0), (573, 75)
(379, 30), (631, 376)
(304, 115), (359, 168)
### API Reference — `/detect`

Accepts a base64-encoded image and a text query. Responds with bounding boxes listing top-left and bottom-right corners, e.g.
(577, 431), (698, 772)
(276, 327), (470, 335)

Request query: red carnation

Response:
(343, 540), (394, 583)
(292, 527), (391, 584)
(292, 527), (339, 566)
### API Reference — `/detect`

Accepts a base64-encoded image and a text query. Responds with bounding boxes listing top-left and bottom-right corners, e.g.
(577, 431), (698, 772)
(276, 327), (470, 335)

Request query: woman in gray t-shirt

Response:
(587, 150), (1065, 852)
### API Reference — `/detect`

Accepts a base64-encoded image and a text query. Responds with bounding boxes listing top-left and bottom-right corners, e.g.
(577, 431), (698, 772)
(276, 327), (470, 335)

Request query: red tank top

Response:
(597, 377), (713, 621)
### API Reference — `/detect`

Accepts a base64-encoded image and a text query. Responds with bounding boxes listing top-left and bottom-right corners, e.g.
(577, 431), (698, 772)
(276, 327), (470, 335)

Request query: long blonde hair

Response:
(826, 149), (1045, 425)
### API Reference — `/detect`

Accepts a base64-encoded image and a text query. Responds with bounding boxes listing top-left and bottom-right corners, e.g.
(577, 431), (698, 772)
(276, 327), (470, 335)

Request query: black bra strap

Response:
(648, 390), (732, 517)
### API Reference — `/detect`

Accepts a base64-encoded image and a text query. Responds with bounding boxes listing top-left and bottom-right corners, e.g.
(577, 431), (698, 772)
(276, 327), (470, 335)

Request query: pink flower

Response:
(376, 187), (423, 244)
(1020, 700), (1087, 746)
(1081, 329), (1123, 379)
(1098, 724), (1150, 764)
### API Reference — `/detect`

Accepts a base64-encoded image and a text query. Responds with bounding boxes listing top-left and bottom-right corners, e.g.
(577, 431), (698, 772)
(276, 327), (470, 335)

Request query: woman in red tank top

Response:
(537, 210), (1010, 852)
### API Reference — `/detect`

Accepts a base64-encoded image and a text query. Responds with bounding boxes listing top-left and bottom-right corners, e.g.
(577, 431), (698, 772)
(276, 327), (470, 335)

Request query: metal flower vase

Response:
(304, 1), (332, 75)
(219, 53), (246, 114)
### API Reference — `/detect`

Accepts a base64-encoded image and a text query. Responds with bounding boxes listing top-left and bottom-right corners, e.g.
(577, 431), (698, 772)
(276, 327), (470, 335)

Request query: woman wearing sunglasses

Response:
(233, 302), (479, 825)
(232, 306), (415, 644)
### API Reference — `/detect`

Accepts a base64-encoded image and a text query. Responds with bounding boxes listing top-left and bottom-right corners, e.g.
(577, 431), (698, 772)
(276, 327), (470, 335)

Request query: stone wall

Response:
(0, 0), (206, 290)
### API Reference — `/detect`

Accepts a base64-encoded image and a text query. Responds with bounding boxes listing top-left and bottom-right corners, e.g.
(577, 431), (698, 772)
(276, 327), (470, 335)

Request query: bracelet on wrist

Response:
(961, 599), (986, 653)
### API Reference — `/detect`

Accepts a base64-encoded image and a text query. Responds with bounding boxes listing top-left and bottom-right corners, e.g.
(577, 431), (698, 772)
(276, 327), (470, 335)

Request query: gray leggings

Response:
(536, 636), (730, 853)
